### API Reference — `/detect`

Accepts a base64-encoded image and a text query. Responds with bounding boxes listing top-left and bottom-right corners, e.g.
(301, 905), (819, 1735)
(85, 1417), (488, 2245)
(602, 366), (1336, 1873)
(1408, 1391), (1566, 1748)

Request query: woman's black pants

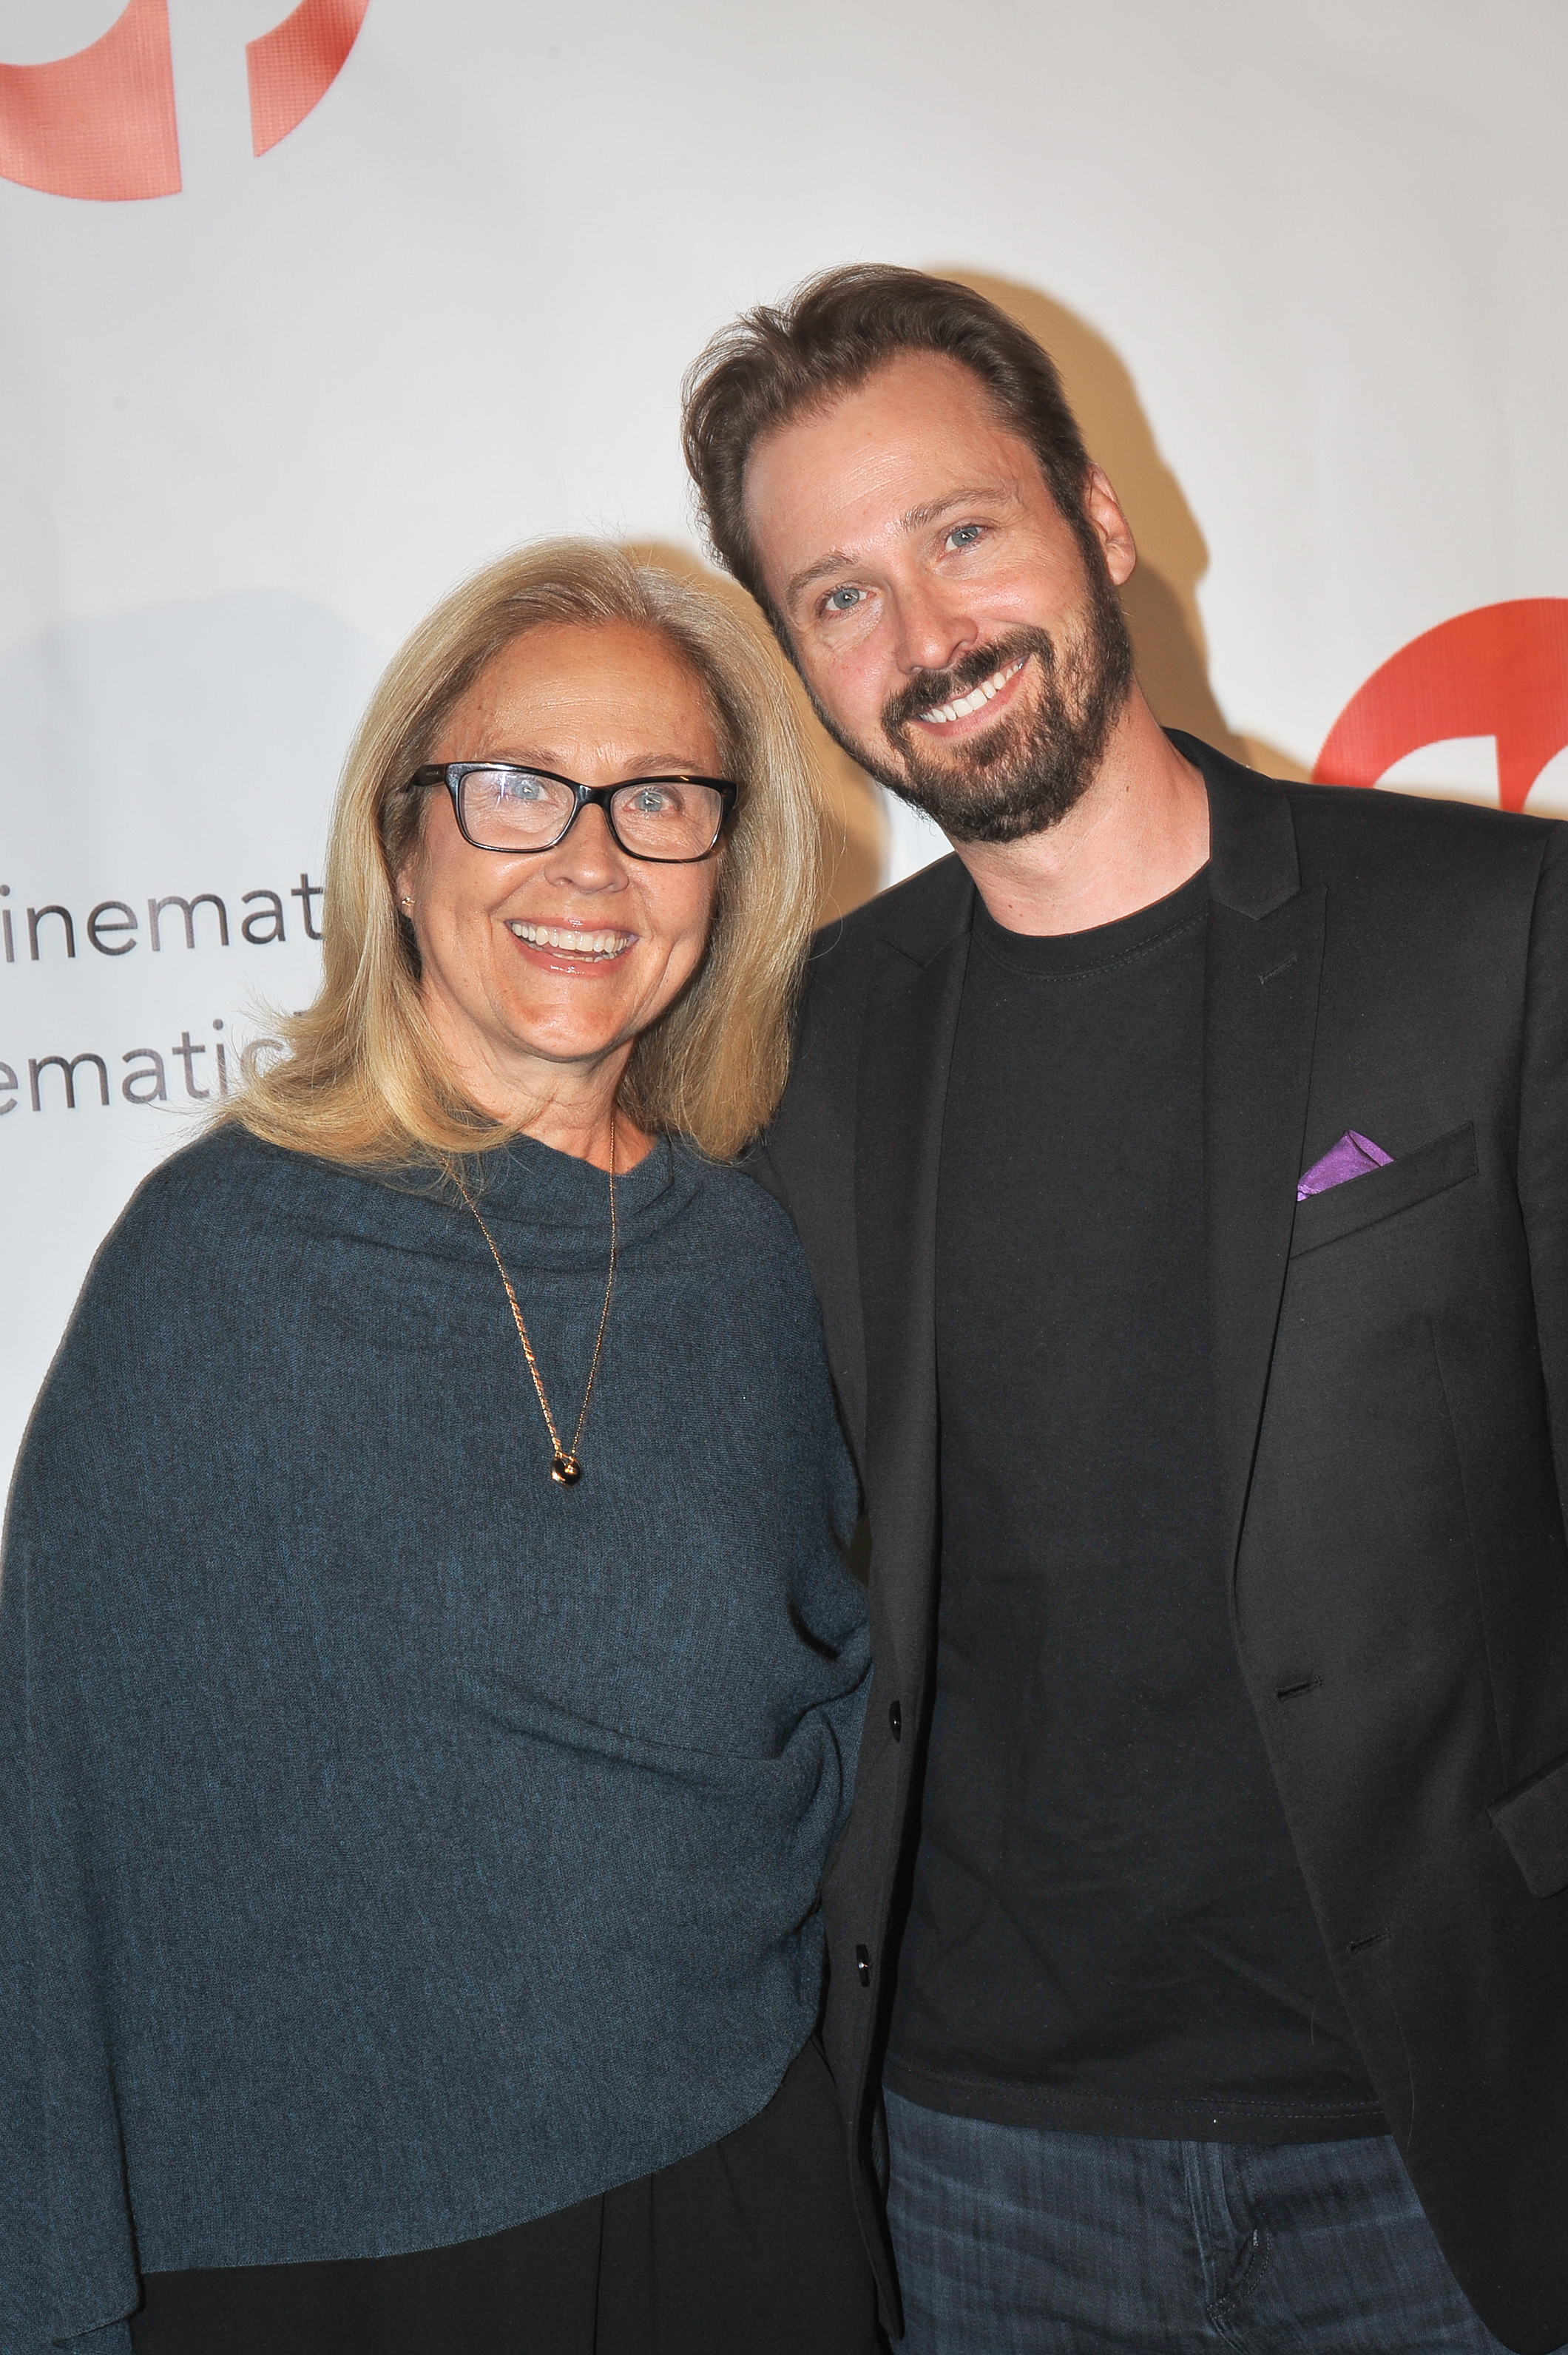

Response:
(130, 2038), (881, 2354)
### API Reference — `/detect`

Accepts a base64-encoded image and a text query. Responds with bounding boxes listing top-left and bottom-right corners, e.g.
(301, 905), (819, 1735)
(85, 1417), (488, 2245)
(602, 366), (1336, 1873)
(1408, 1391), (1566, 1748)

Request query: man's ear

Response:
(1084, 464), (1138, 589)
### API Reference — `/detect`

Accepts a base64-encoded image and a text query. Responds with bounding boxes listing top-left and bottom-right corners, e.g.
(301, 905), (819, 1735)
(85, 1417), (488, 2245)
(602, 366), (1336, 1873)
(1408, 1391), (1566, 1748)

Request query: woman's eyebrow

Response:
(459, 748), (706, 774)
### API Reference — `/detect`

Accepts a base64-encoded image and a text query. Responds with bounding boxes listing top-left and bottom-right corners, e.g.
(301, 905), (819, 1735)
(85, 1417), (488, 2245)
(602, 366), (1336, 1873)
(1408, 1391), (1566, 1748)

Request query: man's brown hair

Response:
(680, 264), (1097, 634)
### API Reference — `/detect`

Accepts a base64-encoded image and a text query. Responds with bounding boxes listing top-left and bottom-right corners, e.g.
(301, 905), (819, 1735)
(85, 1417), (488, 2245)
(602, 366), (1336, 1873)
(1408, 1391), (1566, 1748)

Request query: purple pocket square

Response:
(1297, 1131), (1393, 1202)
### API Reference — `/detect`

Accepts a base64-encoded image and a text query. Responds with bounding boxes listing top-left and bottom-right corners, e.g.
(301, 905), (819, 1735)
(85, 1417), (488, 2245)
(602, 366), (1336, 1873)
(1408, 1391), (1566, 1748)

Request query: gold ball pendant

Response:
(550, 1453), (583, 1486)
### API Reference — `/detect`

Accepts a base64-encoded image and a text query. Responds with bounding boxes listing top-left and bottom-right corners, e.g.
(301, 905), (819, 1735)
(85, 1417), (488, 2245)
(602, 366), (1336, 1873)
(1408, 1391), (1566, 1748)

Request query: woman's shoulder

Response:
(672, 1139), (805, 1250)
(19, 1130), (397, 1456)
(81, 1127), (405, 1340)
(107, 1123), (348, 1256)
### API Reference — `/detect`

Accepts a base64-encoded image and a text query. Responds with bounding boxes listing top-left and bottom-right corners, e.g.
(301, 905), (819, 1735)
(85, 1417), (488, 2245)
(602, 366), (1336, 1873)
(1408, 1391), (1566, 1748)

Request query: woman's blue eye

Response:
(825, 587), (862, 612)
(949, 524), (982, 549)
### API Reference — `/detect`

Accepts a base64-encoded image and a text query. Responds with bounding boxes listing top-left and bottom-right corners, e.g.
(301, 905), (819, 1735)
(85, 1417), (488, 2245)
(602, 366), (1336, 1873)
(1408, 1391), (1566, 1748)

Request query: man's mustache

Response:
(882, 628), (1056, 737)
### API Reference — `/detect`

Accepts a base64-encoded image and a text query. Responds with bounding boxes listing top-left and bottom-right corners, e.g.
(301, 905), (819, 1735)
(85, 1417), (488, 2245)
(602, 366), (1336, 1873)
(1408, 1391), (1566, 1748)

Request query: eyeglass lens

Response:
(459, 768), (724, 859)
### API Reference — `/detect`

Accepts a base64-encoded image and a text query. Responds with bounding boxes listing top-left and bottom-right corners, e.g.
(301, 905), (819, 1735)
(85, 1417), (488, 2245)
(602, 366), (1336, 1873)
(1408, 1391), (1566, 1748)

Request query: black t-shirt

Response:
(884, 868), (1385, 2142)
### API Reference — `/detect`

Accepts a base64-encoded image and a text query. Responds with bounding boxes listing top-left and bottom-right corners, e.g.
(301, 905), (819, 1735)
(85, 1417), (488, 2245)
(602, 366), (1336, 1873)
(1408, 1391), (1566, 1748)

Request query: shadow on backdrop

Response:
(941, 271), (1309, 787)
(0, 589), (384, 881)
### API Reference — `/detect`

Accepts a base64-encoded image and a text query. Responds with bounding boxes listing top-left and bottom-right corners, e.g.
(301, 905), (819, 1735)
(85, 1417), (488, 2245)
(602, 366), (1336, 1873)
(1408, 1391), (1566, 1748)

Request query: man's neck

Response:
(950, 689), (1211, 938)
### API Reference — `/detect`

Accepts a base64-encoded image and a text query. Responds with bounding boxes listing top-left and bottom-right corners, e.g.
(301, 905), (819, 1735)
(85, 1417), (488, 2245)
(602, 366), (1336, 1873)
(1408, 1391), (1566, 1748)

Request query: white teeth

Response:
(507, 921), (633, 956)
(917, 656), (1025, 726)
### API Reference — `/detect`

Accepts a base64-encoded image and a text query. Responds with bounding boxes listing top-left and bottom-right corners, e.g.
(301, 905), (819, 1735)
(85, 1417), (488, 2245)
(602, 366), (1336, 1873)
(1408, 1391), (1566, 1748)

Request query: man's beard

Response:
(814, 562), (1135, 846)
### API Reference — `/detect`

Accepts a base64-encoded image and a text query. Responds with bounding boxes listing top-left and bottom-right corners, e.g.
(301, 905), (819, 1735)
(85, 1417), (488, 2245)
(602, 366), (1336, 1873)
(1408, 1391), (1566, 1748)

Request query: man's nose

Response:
(891, 580), (978, 680)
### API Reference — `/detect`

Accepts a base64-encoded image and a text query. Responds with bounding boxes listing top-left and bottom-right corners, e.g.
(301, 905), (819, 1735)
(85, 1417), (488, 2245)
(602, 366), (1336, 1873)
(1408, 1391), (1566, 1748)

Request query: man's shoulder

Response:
(1281, 778), (1565, 959)
(1284, 772), (1560, 874)
(805, 851), (972, 988)
(1180, 731), (1562, 910)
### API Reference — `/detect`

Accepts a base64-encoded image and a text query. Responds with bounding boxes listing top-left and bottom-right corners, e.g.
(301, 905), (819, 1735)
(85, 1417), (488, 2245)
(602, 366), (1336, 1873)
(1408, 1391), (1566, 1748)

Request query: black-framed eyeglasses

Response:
(408, 763), (737, 863)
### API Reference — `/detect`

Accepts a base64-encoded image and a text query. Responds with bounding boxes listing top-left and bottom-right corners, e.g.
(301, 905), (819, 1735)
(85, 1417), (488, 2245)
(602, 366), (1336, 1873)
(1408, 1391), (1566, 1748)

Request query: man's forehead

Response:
(754, 357), (1018, 496)
(745, 356), (1041, 598)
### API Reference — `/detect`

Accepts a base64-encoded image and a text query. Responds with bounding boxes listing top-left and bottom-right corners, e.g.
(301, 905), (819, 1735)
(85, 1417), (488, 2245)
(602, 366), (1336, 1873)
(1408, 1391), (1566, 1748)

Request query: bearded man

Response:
(680, 266), (1568, 2355)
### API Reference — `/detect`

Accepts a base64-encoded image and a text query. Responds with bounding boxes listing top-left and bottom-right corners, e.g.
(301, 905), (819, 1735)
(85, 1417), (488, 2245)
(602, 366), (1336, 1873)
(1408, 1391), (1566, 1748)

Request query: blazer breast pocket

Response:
(1289, 1120), (1477, 1259)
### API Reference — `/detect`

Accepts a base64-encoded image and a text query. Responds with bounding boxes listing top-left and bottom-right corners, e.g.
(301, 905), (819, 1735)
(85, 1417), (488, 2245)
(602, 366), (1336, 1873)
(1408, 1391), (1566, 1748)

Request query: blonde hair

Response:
(221, 540), (821, 1165)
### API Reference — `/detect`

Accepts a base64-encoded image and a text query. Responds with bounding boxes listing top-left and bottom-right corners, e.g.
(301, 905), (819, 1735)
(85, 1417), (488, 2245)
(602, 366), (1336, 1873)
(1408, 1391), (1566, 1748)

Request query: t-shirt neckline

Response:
(970, 861), (1211, 979)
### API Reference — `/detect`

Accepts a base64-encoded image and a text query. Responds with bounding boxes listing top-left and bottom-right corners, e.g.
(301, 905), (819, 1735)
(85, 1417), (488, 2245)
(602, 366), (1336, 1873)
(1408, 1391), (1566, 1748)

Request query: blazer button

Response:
(855, 1944), (872, 1987)
(889, 1700), (902, 1740)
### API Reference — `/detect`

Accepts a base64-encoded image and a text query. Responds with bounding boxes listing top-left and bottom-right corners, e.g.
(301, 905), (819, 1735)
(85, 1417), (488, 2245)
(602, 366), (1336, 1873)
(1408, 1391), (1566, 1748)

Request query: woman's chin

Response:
(485, 1001), (643, 1079)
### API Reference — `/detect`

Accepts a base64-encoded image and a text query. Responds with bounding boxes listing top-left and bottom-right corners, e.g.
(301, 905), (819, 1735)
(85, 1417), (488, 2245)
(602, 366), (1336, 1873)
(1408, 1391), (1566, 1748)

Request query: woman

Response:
(0, 544), (878, 2353)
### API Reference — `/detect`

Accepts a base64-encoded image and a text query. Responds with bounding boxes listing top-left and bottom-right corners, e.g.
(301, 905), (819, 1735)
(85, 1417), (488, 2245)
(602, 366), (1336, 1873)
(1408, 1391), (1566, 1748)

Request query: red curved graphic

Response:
(248, 0), (369, 158)
(1314, 598), (1568, 811)
(0, 0), (179, 202)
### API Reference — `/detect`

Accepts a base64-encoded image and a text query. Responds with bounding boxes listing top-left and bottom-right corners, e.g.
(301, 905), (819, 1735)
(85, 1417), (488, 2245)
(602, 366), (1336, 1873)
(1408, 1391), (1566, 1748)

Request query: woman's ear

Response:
(394, 838), (422, 919)
(392, 834), (425, 976)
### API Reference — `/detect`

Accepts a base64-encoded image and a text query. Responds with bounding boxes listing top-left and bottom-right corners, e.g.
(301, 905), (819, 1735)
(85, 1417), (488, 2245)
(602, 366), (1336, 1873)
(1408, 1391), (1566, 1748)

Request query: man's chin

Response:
(875, 771), (1080, 847)
(816, 705), (1091, 845)
(870, 721), (1021, 805)
(877, 735), (1092, 846)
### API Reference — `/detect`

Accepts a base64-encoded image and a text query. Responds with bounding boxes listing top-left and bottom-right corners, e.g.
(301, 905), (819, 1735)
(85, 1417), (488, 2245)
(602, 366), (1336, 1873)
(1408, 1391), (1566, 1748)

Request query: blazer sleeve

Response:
(1517, 822), (1568, 1535)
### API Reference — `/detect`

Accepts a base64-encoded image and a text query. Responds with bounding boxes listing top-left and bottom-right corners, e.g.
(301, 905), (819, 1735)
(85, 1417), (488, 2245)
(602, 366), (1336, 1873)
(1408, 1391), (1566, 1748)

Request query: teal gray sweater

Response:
(0, 1126), (868, 2353)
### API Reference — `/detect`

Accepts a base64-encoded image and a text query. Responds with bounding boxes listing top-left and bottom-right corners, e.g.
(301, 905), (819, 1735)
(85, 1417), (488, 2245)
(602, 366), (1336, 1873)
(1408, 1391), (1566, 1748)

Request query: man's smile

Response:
(913, 655), (1029, 733)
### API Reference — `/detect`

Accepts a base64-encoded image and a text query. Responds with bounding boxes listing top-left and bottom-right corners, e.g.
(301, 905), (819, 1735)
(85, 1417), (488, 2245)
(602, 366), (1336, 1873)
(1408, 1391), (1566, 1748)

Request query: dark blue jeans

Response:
(885, 2088), (1550, 2353)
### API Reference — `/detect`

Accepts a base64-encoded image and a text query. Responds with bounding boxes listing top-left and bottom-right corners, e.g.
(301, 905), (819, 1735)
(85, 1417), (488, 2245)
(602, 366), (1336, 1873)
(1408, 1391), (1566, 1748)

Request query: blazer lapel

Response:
(1187, 737), (1327, 1582)
(856, 879), (973, 1695)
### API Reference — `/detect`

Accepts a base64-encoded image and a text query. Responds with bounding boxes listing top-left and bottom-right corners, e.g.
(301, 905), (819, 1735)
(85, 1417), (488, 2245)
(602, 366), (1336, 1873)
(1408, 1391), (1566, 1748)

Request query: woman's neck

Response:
(523, 1098), (655, 1172)
(451, 1043), (652, 1171)
(421, 987), (658, 1172)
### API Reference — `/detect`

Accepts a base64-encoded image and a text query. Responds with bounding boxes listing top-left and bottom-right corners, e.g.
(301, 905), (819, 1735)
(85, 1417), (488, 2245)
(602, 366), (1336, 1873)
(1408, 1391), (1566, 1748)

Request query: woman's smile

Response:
(504, 916), (639, 965)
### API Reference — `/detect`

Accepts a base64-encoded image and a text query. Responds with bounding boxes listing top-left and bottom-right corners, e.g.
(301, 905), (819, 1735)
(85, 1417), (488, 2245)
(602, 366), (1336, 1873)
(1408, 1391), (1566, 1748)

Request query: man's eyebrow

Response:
(899, 483), (1015, 531)
(784, 484), (1018, 612)
(785, 550), (856, 612)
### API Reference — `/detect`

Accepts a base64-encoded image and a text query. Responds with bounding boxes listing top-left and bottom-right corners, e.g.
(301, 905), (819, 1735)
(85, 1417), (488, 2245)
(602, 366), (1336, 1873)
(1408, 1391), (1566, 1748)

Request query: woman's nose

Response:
(541, 800), (626, 891)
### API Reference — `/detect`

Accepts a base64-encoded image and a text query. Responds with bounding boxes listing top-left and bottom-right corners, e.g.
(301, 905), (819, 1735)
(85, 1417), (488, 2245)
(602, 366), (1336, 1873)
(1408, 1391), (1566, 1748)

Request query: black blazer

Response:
(753, 736), (1568, 2354)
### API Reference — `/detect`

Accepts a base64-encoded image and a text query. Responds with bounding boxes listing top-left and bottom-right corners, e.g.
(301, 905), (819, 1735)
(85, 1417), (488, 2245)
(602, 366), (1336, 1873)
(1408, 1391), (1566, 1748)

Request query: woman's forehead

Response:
(441, 621), (723, 767)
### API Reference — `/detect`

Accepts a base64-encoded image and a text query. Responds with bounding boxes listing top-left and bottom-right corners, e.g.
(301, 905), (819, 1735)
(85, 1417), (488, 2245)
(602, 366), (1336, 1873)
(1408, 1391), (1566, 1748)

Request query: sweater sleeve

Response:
(1, 1376), (142, 2351)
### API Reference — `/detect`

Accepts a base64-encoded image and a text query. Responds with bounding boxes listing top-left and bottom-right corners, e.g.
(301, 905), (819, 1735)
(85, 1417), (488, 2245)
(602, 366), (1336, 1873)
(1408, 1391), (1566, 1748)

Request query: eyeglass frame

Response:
(407, 763), (738, 863)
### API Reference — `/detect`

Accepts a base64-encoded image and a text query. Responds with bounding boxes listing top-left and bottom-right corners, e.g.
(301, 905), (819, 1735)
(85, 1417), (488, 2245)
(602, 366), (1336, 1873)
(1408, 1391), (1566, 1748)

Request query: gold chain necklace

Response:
(451, 1121), (618, 1487)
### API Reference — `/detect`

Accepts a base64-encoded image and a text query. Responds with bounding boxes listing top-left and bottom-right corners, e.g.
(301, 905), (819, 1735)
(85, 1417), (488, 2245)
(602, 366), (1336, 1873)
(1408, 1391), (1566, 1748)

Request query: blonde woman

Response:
(0, 545), (877, 2355)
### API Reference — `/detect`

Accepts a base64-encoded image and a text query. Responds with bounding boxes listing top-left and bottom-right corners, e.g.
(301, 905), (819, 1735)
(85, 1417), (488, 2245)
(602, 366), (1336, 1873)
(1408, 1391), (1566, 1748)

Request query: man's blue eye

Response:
(950, 524), (982, 549)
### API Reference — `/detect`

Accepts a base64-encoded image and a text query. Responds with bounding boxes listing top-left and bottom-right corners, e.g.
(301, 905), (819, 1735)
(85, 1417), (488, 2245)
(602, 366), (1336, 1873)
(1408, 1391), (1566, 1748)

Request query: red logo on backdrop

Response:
(247, 0), (370, 159)
(0, 0), (369, 200)
(1314, 599), (1568, 810)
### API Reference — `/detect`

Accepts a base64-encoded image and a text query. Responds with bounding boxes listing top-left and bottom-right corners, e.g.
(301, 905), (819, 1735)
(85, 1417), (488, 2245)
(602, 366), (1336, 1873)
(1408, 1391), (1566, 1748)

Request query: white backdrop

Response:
(3, 0), (1567, 1493)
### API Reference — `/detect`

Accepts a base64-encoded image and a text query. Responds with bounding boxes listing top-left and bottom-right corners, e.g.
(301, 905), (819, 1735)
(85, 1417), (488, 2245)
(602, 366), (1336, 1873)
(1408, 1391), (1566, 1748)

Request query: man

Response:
(680, 266), (1568, 2354)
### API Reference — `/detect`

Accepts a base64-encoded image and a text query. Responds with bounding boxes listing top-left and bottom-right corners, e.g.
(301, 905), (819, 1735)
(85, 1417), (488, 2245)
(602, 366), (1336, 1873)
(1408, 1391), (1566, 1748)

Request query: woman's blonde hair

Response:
(222, 539), (821, 1165)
